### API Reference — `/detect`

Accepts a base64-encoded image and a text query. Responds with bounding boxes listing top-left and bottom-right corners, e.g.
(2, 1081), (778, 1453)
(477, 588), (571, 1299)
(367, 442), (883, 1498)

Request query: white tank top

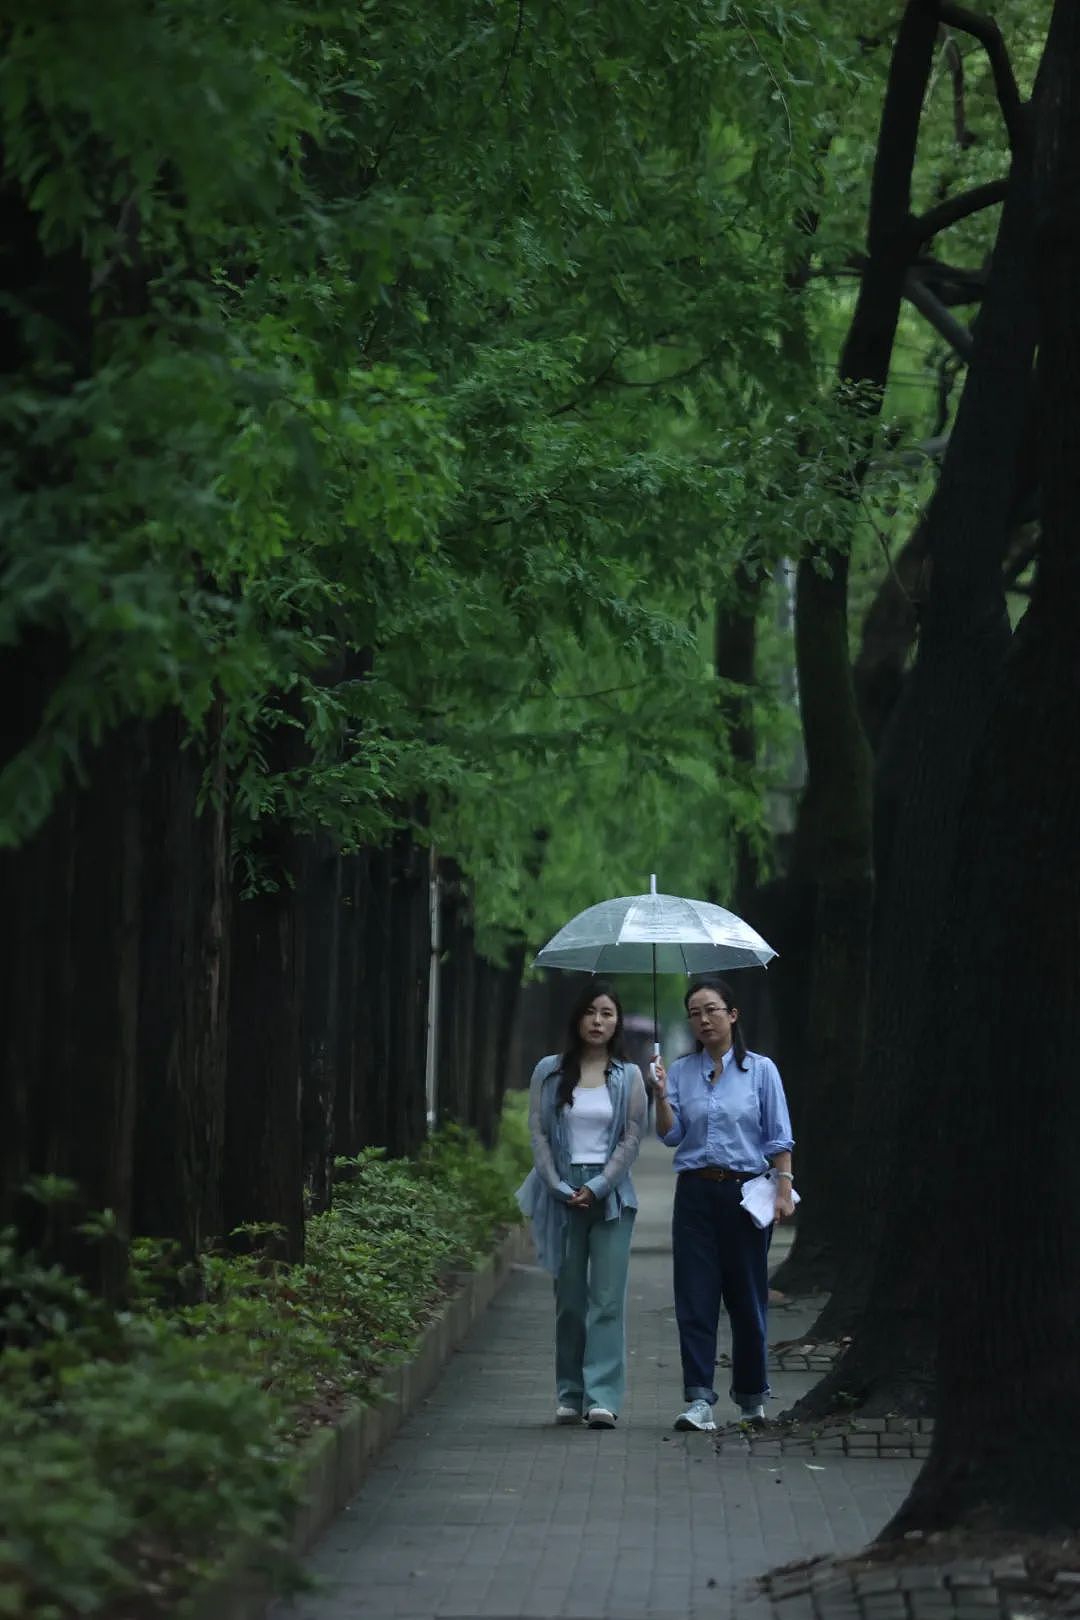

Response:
(568, 1083), (613, 1163)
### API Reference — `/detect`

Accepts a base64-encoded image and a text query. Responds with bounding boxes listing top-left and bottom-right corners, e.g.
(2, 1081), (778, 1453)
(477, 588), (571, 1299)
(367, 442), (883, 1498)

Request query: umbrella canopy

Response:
(533, 878), (776, 976)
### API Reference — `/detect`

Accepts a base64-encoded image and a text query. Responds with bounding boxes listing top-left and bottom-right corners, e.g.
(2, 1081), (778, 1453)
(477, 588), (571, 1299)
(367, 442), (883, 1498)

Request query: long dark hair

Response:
(684, 975), (748, 1071)
(555, 979), (626, 1109)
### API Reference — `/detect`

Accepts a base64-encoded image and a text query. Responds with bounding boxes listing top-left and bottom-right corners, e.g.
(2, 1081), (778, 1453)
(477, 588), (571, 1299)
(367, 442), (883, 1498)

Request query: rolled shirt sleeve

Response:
(759, 1055), (795, 1159)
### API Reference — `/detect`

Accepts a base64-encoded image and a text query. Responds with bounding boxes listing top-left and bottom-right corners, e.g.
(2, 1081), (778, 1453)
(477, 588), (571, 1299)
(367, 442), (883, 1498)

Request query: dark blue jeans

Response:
(672, 1172), (772, 1407)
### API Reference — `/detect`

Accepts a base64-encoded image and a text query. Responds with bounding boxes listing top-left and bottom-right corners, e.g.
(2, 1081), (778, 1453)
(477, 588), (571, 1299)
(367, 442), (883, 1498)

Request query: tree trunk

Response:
(387, 830), (430, 1157)
(715, 560), (765, 912)
(853, 518), (929, 753)
(769, 553), (873, 1295)
(792, 50), (1039, 1407)
(132, 706), (231, 1259)
(888, 0), (1080, 1530)
(438, 865), (478, 1130)
(0, 684), (142, 1300)
(301, 834), (342, 1212)
(339, 833), (429, 1158)
(224, 804), (306, 1261)
(769, 0), (940, 1296)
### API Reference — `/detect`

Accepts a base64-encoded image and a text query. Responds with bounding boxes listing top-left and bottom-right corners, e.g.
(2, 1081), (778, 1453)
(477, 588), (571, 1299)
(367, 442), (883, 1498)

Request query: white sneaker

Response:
(586, 1406), (617, 1428)
(674, 1398), (717, 1431)
(555, 1405), (582, 1424)
(737, 1403), (766, 1424)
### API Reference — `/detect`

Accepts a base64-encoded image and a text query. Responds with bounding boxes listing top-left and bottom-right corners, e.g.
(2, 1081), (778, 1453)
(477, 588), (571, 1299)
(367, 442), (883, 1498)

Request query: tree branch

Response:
(549, 341), (631, 415)
(940, 28), (976, 148)
(903, 270), (975, 358)
(498, 0), (526, 97)
(937, 3), (1027, 151)
(912, 176), (1008, 241)
(915, 254), (988, 304)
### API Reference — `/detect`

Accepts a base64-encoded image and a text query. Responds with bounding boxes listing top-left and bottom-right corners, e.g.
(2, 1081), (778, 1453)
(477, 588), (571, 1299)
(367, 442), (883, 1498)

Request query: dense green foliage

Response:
(0, 2), (1053, 941)
(0, 1109), (529, 1619)
(0, 3), (857, 928)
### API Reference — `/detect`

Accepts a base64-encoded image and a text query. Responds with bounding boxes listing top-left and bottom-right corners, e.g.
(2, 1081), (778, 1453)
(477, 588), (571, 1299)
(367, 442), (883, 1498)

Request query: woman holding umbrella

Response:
(654, 975), (795, 1431)
(516, 980), (648, 1428)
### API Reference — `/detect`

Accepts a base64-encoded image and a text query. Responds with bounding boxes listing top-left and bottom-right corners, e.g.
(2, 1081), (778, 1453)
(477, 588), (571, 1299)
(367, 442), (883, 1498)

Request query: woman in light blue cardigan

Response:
(516, 980), (648, 1428)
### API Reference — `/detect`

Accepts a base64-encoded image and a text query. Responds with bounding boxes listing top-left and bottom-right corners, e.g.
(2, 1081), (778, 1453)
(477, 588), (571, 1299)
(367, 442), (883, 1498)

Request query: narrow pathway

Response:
(275, 1137), (917, 1619)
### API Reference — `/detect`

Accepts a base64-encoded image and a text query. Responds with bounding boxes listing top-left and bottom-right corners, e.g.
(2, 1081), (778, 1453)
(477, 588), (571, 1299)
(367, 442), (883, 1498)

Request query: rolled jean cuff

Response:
(685, 1385), (716, 1406)
(730, 1384), (770, 1405)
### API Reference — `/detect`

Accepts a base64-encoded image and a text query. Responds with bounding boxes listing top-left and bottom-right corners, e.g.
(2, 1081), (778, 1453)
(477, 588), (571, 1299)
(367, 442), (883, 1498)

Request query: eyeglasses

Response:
(687, 1004), (729, 1020)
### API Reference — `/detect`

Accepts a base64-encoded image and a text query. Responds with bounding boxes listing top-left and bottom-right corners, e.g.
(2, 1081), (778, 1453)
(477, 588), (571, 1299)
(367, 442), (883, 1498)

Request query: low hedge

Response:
(0, 1095), (530, 1620)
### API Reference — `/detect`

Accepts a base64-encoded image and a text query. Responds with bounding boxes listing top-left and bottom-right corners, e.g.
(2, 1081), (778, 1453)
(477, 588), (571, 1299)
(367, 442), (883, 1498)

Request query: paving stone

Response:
(271, 1138), (919, 1620)
(899, 1569), (947, 1591)
(771, 1576), (815, 1598)
(772, 1597), (818, 1620)
(855, 1573), (904, 1595)
(991, 1558), (1029, 1583)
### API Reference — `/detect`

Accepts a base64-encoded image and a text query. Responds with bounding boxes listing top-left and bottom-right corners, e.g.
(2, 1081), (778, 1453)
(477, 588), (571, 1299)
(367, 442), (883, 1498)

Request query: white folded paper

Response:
(740, 1170), (800, 1229)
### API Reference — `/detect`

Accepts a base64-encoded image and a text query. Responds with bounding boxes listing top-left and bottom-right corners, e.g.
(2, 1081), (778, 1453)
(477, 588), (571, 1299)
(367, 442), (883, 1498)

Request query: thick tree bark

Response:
(714, 564), (781, 1051)
(334, 851), (365, 1161)
(887, 0), (1080, 1530)
(224, 703), (308, 1261)
(437, 863), (478, 1130)
(771, 1), (942, 1295)
(224, 865), (306, 1261)
(768, 552), (873, 1295)
(301, 833), (342, 1213)
(799, 98), (1038, 1376)
(0, 689), (142, 1300)
(793, 29), (1039, 1410)
(336, 833), (430, 1159)
(132, 706), (231, 1258)
(852, 519), (929, 753)
(715, 561), (765, 912)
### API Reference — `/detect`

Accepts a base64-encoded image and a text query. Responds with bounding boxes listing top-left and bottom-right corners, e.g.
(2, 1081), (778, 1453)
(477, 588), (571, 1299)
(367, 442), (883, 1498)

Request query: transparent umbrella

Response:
(533, 875), (776, 1049)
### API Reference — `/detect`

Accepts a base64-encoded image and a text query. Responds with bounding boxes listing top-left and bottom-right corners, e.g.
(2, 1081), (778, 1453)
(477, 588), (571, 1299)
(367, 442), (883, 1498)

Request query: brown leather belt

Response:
(682, 1165), (756, 1183)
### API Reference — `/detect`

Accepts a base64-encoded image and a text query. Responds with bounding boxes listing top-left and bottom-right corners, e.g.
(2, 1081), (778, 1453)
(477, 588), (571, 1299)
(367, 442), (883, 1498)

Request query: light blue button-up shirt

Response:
(659, 1046), (794, 1173)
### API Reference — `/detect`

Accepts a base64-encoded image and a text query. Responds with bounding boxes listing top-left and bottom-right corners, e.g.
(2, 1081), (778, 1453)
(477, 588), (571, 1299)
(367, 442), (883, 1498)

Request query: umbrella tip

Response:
(650, 872), (657, 894)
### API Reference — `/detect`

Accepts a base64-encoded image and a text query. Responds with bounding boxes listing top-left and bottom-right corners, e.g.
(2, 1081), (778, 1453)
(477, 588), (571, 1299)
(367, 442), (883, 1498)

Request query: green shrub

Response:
(491, 1088), (531, 1191)
(0, 1108), (524, 1618)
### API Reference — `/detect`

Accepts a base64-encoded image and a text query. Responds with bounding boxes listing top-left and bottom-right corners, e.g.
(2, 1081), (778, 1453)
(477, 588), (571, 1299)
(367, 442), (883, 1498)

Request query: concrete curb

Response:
(185, 1220), (535, 1620)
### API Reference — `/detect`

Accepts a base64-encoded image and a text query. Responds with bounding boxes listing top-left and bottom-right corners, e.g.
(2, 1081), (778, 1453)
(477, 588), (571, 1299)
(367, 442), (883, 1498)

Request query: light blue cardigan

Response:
(515, 1054), (648, 1274)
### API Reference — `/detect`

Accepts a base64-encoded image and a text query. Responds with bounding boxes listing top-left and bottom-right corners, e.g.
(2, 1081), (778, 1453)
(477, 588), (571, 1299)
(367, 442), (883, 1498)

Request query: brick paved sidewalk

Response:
(272, 1137), (919, 1620)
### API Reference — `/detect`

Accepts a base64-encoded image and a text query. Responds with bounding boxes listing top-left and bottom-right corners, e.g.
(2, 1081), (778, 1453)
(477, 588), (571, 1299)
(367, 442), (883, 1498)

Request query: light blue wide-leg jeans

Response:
(554, 1164), (636, 1415)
